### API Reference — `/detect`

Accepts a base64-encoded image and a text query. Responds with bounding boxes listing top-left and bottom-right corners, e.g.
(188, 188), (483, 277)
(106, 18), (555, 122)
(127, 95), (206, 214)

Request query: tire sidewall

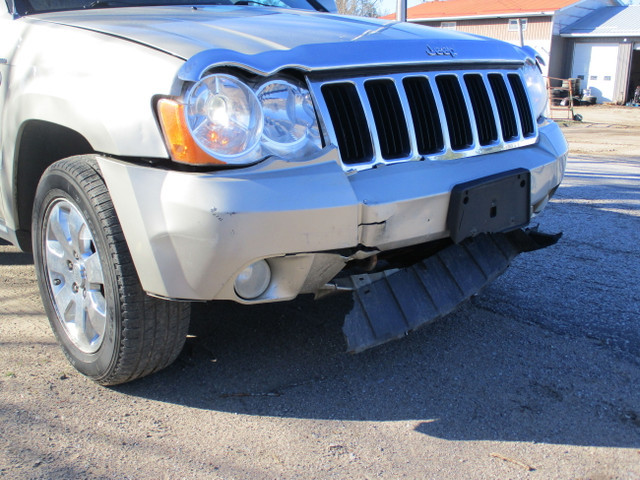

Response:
(33, 163), (121, 380)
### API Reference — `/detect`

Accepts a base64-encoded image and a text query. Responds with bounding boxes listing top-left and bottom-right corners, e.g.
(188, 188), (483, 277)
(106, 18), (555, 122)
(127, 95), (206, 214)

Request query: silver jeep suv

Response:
(0, 0), (567, 384)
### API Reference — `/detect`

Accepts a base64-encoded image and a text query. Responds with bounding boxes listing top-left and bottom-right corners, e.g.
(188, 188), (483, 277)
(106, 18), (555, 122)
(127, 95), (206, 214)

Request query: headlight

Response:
(522, 58), (548, 120)
(186, 74), (263, 162)
(257, 80), (321, 155)
(157, 74), (322, 167)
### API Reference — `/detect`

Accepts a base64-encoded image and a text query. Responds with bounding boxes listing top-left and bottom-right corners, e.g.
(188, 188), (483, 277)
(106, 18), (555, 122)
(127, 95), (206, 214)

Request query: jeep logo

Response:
(426, 45), (457, 57)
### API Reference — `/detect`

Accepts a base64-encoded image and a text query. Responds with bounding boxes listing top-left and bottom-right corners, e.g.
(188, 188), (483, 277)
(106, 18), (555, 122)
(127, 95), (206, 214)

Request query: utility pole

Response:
(396, 0), (407, 22)
(518, 18), (525, 47)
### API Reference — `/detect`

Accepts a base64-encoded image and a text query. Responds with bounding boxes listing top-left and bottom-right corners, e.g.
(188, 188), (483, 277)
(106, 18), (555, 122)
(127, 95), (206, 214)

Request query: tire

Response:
(32, 156), (190, 385)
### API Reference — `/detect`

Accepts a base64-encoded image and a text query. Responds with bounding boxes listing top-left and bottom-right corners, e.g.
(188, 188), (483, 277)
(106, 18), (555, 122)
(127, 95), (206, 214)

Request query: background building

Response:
(561, 5), (640, 103)
(384, 0), (640, 103)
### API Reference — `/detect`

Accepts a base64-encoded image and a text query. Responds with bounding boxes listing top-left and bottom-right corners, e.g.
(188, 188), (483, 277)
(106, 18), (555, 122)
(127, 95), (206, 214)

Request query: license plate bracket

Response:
(447, 169), (530, 243)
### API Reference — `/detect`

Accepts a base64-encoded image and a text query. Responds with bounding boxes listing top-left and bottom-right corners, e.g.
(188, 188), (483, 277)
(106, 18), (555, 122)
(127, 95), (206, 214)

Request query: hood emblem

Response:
(426, 45), (457, 57)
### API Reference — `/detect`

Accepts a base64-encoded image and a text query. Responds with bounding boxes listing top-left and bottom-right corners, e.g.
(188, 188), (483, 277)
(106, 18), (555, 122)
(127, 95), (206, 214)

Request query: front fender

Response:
(2, 18), (184, 159)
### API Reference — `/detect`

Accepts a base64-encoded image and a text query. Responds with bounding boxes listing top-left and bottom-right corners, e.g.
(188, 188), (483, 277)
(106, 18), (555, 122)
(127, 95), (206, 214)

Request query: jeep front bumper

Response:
(97, 120), (567, 303)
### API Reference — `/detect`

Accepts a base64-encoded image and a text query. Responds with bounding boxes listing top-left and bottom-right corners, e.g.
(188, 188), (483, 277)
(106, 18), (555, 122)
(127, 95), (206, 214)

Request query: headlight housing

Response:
(158, 73), (322, 167)
(257, 80), (321, 156)
(187, 74), (263, 160)
(522, 58), (548, 120)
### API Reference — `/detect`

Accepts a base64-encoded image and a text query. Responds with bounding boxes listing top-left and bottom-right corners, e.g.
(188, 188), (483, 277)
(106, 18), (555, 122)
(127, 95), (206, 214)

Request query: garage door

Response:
(571, 43), (618, 103)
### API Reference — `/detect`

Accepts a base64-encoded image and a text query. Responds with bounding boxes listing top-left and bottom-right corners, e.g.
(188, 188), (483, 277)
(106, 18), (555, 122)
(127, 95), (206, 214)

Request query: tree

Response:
(336, 0), (379, 17)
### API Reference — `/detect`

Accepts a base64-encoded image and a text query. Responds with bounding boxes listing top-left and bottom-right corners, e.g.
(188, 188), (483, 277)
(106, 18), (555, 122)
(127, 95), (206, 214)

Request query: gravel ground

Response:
(555, 105), (640, 157)
(1, 105), (639, 479)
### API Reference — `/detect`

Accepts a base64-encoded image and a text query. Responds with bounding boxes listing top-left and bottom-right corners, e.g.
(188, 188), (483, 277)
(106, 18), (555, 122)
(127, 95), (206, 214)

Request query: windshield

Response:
(13, 0), (335, 15)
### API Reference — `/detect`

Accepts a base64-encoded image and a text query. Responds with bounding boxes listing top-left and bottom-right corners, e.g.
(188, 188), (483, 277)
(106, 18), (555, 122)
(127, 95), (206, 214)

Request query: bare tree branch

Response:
(336, 0), (379, 17)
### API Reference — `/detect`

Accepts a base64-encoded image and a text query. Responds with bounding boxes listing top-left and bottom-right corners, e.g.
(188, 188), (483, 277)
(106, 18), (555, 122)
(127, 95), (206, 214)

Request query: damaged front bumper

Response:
(96, 120), (567, 304)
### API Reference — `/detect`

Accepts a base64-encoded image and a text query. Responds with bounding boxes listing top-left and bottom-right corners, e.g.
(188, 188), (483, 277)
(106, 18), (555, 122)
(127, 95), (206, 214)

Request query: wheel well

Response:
(15, 120), (93, 251)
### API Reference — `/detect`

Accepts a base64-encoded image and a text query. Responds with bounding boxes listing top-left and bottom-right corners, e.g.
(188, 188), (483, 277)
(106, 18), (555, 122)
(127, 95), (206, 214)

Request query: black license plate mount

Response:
(447, 169), (531, 243)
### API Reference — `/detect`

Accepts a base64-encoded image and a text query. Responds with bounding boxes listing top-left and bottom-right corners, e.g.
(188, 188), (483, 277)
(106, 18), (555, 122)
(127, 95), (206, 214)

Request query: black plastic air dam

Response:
(342, 228), (561, 353)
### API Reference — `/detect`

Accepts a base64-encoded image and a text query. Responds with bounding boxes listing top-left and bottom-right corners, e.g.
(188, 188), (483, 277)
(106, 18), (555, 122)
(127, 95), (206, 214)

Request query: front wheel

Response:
(32, 156), (190, 385)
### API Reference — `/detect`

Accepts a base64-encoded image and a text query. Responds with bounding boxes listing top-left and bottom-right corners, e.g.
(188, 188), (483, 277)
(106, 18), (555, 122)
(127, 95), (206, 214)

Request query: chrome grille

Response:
(508, 73), (536, 138)
(488, 73), (518, 141)
(321, 83), (372, 165)
(464, 74), (497, 146)
(364, 80), (410, 160)
(403, 77), (443, 155)
(311, 68), (537, 171)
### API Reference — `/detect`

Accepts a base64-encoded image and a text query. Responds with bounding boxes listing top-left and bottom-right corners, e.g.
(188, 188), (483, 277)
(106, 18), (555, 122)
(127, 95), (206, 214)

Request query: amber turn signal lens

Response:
(156, 98), (225, 166)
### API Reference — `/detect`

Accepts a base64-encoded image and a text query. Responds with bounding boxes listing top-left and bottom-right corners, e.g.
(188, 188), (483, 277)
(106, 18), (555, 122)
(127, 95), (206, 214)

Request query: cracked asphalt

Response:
(1, 105), (639, 479)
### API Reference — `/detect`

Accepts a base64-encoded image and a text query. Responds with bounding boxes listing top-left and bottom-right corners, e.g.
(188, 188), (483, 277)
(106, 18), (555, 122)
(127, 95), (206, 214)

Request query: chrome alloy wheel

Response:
(43, 198), (107, 354)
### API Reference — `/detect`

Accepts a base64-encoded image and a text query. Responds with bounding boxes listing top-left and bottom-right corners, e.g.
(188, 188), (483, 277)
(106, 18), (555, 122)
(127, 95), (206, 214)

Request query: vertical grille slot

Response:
(464, 74), (498, 146)
(403, 77), (444, 155)
(435, 75), (473, 151)
(321, 83), (373, 165)
(488, 73), (518, 141)
(508, 73), (535, 137)
(365, 80), (410, 159)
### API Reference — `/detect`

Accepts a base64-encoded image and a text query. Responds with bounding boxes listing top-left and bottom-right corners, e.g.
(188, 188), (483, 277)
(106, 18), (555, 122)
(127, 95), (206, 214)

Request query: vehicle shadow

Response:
(115, 290), (640, 449)
(0, 240), (34, 265)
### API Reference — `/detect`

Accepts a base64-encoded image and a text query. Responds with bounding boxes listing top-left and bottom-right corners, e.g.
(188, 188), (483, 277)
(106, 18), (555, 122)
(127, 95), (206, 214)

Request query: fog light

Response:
(234, 260), (271, 300)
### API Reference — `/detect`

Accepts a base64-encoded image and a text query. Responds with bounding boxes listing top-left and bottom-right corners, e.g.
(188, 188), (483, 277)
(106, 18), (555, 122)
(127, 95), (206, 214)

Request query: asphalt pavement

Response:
(1, 136), (639, 478)
(476, 154), (640, 358)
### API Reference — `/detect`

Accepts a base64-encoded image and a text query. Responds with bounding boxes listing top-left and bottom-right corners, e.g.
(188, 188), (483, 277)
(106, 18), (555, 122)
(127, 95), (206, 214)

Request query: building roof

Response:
(382, 0), (582, 21)
(561, 5), (640, 36)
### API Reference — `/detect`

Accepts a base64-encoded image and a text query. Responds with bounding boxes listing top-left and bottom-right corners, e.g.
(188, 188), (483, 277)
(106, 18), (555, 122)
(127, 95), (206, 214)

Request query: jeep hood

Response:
(35, 6), (528, 76)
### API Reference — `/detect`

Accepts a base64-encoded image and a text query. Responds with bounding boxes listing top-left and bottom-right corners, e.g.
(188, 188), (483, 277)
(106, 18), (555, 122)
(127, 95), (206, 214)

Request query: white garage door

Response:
(571, 43), (618, 103)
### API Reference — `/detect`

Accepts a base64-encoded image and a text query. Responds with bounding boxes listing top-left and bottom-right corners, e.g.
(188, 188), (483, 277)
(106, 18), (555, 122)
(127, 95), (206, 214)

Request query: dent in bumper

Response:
(97, 149), (357, 301)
